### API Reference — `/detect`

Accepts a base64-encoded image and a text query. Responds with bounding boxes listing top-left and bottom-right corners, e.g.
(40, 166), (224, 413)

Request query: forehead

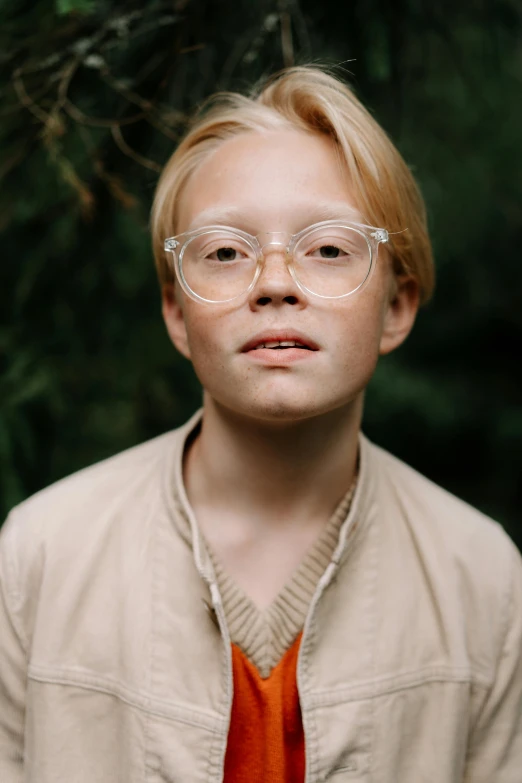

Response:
(177, 129), (365, 234)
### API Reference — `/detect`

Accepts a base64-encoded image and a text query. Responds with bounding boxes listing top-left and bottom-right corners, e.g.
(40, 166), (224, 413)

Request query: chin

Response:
(222, 394), (358, 426)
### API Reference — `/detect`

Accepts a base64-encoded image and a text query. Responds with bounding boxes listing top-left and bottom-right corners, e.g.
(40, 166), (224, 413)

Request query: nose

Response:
(248, 232), (305, 306)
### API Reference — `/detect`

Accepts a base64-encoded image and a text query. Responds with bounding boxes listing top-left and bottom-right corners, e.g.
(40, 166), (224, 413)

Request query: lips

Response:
(241, 330), (319, 352)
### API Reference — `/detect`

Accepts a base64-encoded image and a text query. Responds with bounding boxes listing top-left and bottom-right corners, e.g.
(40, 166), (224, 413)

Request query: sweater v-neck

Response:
(173, 414), (357, 678)
(205, 483), (356, 678)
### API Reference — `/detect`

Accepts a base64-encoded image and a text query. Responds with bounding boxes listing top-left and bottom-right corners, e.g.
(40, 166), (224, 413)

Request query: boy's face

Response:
(162, 129), (419, 424)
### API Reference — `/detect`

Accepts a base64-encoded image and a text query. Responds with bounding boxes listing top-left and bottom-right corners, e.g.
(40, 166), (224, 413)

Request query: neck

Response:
(183, 393), (362, 534)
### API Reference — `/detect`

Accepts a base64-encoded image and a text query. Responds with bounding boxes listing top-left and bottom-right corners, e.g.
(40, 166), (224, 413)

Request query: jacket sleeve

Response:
(0, 516), (27, 780)
(463, 541), (522, 783)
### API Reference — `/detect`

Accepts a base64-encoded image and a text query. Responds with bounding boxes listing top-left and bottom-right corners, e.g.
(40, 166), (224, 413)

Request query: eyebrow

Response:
(188, 207), (247, 231)
(186, 203), (366, 233)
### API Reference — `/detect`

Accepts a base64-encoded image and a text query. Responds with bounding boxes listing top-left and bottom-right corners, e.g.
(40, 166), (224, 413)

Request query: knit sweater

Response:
(222, 633), (305, 783)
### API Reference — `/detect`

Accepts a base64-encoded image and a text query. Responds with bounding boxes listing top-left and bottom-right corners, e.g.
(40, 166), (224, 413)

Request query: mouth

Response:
(249, 342), (313, 352)
(241, 333), (320, 353)
(242, 344), (318, 365)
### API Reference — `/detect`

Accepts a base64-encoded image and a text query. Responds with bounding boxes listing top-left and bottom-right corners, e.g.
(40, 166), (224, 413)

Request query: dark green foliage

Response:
(1, 0), (521, 548)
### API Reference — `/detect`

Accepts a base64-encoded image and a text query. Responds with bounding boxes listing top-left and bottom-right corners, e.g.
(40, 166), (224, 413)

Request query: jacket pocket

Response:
(309, 696), (371, 780)
(328, 756), (364, 779)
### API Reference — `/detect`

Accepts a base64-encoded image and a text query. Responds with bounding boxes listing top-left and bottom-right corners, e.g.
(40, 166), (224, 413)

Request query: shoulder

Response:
(364, 435), (521, 620)
(368, 436), (514, 548)
(0, 411), (200, 578)
(4, 429), (173, 536)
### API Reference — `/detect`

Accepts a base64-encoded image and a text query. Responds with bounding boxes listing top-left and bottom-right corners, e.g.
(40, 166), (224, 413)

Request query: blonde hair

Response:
(151, 65), (434, 304)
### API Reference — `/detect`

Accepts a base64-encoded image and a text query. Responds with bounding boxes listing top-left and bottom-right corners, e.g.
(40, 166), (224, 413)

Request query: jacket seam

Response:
(1, 513), (29, 653)
(498, 542), (516, 664)
(27, 666), (226, 733)
(310, 665), (482, 706)
(366, 510), (379, 783)
(145, 492), (164, 781)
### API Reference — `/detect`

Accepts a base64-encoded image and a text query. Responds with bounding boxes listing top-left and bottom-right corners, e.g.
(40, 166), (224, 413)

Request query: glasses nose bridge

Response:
(256, 230), (292, 257)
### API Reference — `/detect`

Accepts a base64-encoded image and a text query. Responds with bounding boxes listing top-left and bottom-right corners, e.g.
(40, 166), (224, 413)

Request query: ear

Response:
(379, 274), (420, 356)
(161, 283), (192, 360)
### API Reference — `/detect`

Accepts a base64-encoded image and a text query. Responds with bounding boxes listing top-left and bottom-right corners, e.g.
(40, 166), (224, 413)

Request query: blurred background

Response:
(1, 0), (521, 549)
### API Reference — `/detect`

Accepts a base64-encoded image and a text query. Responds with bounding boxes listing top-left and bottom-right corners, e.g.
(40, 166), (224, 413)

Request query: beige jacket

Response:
(1, 407), (521, 782)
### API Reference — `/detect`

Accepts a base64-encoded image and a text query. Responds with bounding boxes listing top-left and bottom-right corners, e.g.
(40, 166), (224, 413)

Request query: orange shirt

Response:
(223, 631), (305, 783)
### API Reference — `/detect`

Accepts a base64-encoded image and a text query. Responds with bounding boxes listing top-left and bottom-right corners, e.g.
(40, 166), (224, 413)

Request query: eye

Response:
(216, 247), (238, 262)
(206, 245), (251, 262)
(307, 243), (349, 260)
(318, 245), (341, 259)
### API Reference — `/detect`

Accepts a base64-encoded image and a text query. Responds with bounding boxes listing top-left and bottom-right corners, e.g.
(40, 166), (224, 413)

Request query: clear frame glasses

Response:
(164, 219), (389, 305)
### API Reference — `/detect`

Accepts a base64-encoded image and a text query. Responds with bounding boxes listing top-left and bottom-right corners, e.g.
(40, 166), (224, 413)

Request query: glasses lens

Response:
(180, 230), (258, 301)
(293, 225), (372, 297)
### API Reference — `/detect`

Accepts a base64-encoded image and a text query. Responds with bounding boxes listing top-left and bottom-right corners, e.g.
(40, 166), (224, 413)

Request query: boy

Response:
(1, 66), (521, 782)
